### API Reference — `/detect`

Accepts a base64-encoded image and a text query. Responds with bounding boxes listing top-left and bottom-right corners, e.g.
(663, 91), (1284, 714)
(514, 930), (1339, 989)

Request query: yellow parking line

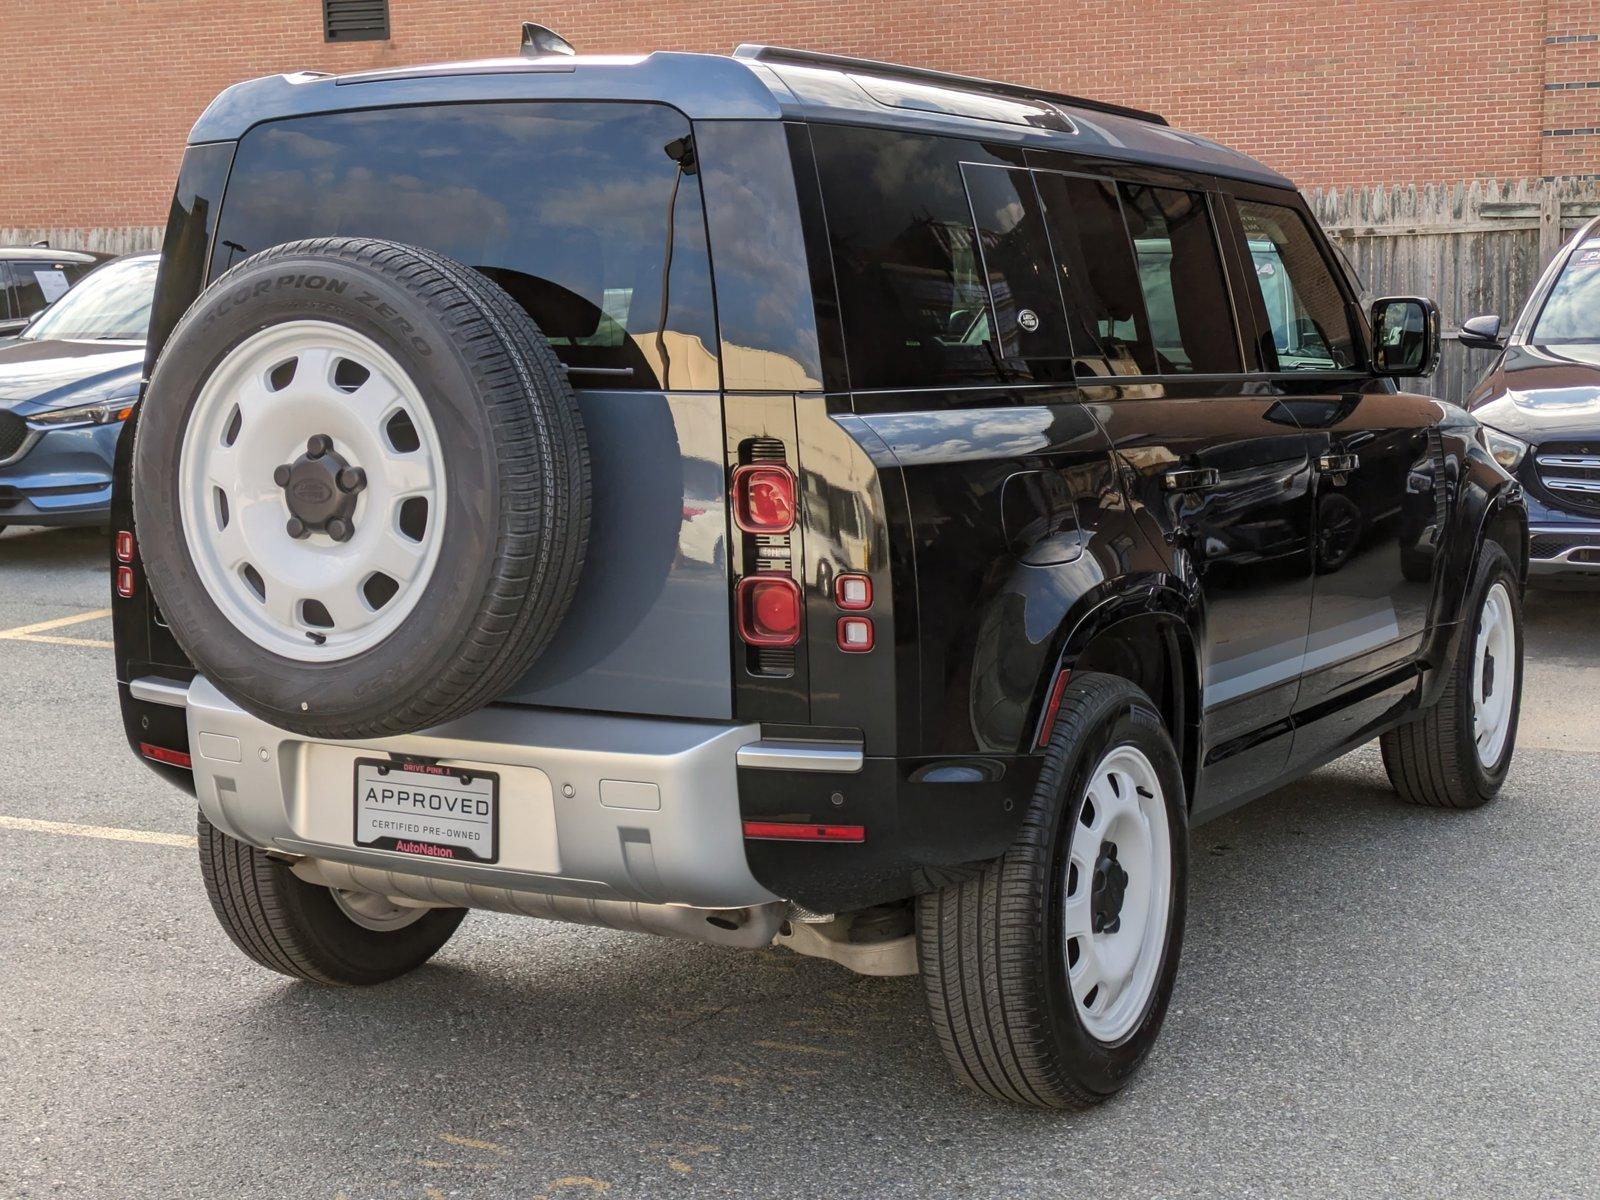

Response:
(0, 814), (196, 848)
(4, 634), (115, 649)
(0, 608), (112, 639)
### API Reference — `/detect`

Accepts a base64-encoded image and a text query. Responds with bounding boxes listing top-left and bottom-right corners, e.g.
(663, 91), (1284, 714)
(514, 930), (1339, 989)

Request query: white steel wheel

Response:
(1062, 743), (1172, 1044)
(331, 888), (430, 933)
(1472, 581), (1516, 769)
(176, 320), (447, 663)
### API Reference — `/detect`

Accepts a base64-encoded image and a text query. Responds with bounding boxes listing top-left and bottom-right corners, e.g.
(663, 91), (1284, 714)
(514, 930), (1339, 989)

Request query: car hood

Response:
(0, 338), (144, 416)
(1468, 342), (1600, 444)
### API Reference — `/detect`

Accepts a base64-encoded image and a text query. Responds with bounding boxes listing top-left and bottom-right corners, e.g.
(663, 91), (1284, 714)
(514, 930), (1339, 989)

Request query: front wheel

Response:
(917, 672), (1188, 1108)
(1381, 539), (1522, 809)
(198, 812), (466, 985)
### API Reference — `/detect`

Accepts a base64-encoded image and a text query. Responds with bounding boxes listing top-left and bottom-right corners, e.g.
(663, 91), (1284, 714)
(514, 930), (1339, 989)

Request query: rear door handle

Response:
(1318, 453), (1360, 473)
(1163, 467), (1220, 492)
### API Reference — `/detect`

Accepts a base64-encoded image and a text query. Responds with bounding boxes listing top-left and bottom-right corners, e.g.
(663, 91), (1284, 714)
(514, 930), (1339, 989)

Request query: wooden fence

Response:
(1304, 178), (1600, 405)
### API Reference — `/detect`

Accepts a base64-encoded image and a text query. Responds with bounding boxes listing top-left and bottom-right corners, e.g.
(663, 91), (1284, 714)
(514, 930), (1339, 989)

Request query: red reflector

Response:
(115, 530), (135, 563)
(115, 565), (137, 598)
(732, 464), (797, 534)
(743, 820), (865, 843)
(737, 574), (802, 647)
(1035, 669), (1072, 748)
(836, 615), (874, 653)
(834, 573), (873, 610)
(140, 742), (192, 769)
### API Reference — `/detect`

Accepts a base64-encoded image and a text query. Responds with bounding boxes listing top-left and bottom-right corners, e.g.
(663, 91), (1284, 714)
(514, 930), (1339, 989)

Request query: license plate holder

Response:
(352, 757), (499, 864)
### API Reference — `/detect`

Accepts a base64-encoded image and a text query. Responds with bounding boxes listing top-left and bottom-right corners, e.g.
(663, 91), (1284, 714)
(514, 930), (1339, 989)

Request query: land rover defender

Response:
(113, 41), (1528, 1108)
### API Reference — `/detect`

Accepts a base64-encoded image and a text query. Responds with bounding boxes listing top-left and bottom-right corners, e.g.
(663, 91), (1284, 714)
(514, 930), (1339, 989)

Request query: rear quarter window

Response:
(210, 101), (717, 390)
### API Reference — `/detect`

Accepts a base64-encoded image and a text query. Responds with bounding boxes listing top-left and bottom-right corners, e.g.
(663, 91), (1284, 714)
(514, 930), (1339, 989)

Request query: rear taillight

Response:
(115, 565), (137, 598)
(836, 616), (874, 652)
(732, 464), (796, 534)
(737, 574), (802, 647)
(115, 530), (135, 563)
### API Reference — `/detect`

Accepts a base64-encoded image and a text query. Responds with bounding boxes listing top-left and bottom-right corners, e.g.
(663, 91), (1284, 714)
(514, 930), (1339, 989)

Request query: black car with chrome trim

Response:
(1462, 216), (1600, 584)
(112, 34), (1526, 1110)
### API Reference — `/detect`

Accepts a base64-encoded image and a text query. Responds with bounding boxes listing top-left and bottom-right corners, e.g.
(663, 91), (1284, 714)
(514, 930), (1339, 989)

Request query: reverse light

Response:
(115, 530), (135, 563)
(732, 464), (797, 534)
(836, 616), (874, 652)
(737, 574), (802, 647)
(835, 573), (872, 610)
(115, 565), (137, 598)
(743, 820), (865, 843)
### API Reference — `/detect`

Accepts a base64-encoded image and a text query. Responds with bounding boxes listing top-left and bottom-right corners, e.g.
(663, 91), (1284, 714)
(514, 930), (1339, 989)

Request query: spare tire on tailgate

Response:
(135, 237), (590, 739)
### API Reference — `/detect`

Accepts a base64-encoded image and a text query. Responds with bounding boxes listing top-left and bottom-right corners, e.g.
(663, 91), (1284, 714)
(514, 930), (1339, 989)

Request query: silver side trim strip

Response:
(736, 740), (865, 773)
(129, 676), (192, 707)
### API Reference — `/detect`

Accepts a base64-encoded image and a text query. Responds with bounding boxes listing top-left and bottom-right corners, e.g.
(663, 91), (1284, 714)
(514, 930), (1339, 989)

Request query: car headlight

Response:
(25, 396), (137, 429)
(1479, 425), (1527, 472)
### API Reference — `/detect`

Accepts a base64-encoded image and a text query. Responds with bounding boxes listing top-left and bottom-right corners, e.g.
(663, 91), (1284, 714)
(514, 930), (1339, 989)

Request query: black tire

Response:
(916, 672), (1188, 1108)
(134, 237), (590, 739)
(198, 812), (466, 985)
(1381, 540), (1523, 808)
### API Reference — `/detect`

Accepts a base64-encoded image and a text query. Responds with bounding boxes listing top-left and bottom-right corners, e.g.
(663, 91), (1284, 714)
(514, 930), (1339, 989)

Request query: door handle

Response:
(1163, 467), (1220, 492)
(1318, 453), (1360, 474)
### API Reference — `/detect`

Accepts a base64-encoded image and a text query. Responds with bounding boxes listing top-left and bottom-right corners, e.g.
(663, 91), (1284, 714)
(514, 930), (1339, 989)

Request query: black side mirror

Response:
(1458, 313), (1505, 351)
(1371, 296), (1441, 378)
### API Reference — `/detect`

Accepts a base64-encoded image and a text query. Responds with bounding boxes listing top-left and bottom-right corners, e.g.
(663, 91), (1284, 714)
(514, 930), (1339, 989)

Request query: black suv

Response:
(1460, 216), (1600, 584)
(113, 43), (1527, 1109)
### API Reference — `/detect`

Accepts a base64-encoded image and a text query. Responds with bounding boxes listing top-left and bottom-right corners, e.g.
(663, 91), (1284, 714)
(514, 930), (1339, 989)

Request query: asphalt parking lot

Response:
(2, 524), (1598, 1200)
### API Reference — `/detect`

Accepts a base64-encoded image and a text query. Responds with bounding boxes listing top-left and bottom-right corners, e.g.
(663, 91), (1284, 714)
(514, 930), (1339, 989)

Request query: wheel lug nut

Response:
(273, 465), (292, 487)
(337, 467), (366, 492)
(306, 434), (332, 459)
(286, 517), (307, 539)
(327, 518), (352, 542)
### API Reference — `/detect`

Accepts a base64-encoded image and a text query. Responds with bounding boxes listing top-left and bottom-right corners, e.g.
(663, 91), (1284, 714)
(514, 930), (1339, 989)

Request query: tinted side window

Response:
(1035, 172), (1158, 376)
(1120, 186), (1241, 374)
(814, 125), (1053, 391)
(1235, 200), (1358, 370)
(211, 102), (716, 390)
(9, 261), (79, 318)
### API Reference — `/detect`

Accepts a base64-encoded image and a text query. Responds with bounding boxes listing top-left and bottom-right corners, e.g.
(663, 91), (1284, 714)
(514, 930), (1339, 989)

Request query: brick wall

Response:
(2, 0), (1593, 237)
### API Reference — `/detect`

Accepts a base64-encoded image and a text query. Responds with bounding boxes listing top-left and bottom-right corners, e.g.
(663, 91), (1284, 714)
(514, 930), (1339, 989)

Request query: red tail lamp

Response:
(834, 573), (872, 610)
(836, 616), (874, 653)
(743, 820), (865, 843)
(737, 574), (802, 647)
(140, 742), (192, 769)
(732, 464), (796, 534)
(115, 530), (135, 563)
(115, 565), (137, 598)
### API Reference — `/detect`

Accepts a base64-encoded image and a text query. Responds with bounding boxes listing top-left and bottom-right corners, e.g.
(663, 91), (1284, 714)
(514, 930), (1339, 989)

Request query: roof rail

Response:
(733, 44), (1168, 127)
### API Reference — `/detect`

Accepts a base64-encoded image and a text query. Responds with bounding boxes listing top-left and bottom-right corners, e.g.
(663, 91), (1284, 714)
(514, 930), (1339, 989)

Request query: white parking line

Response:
(0, 814), (195, 848)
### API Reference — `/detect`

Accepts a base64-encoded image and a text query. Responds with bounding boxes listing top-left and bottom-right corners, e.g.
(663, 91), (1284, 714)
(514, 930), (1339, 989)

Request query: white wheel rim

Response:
(1472, 581), (1516, 769)
(331, 888), (428, 933)
(177, 320), (447, 662)
(1062, 743), (1172, 1044)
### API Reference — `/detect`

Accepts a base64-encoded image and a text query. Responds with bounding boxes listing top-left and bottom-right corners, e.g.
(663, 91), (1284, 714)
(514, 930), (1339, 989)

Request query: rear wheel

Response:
(198, 812), (466, 985)
(916, 673), (1188, 1108)
(1381, 540), (1522, 808)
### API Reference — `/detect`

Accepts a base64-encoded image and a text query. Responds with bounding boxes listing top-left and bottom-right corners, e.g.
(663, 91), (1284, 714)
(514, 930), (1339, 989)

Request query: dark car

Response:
(112, 40), (1525, 1110)
(1463, 217), (1600, 584)
(0, 246), (106, 338)
(0, 254), (159, 531)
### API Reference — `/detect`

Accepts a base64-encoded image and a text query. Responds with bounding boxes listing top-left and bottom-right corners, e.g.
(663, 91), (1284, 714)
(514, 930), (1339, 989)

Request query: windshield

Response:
(1531, 237), (1600, 344)
(23, 256), (159, 342)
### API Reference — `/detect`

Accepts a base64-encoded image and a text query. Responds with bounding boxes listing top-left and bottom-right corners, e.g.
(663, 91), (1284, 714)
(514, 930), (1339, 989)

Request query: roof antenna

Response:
(521, 22), (575, 57)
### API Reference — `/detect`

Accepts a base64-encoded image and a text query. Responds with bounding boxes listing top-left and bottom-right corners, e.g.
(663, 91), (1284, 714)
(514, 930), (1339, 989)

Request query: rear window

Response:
(210, 101), (717, 390)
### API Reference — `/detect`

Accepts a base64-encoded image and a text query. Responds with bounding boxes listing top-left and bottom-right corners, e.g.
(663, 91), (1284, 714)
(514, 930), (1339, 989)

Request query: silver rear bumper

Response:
(135, 675), (786, 910)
